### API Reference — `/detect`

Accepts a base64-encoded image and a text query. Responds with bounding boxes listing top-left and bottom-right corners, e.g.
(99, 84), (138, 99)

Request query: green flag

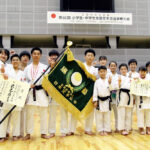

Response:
(42, 48), (96, 120)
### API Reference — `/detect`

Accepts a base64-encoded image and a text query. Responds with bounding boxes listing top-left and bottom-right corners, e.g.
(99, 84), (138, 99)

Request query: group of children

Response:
(0, 48), (150, 142)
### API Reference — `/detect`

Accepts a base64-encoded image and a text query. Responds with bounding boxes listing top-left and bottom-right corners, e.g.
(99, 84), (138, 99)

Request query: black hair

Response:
(119, 63), (128, 70)
(20, 51), (31, 60)
(31, 47), (42, 54)
(146, 61), (150, 68)
(109, 61), (117, 66)
(10, 54), (20, 61)
(138, 66), (147, 72)
(49, 50), (59, 57)
(99, 56), (107, 61)
(98, 65), (107, 71)
(0, 48), (10, 61)
(84, 49), (96, 56)
(128, 59), (137, 66)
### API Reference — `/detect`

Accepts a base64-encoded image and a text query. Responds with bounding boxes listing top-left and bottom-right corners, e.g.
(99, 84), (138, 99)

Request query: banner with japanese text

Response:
(47, 11), (132, 25)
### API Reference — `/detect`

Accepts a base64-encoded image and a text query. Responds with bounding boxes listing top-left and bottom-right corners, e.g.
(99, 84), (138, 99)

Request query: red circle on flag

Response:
(51, 13), (56, 19)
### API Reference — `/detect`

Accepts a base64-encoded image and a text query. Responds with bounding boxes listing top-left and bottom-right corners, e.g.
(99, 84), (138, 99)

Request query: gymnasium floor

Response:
(0, 107), (150, 150)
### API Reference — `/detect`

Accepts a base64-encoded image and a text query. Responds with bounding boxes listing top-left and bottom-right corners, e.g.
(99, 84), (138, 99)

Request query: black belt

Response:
(139, 96), (143, 109)
(118, 88), (130, 106)
(0, 101), (3, 107)
(33, 85), (43, 101)
(97, 96), (112, 111)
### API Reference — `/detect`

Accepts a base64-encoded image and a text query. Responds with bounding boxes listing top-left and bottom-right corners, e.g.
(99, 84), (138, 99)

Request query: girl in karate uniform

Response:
(108, 61), (119, 132)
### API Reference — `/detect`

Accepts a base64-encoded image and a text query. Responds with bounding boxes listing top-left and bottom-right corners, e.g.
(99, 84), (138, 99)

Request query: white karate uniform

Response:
(69, 62), (98, 133)
(0, 67), (24, 138)
(136, 77), (150, 128)
(107, 72), (119, 130)
(127, 71), (139, 79)
(93, 78), (111, 132)
(117, 75), (133, 131)
(24, 63), (49, 135)
(20, 67), (27, 137)
(48, 98), (58, 134)
(0, 61), (12, 136)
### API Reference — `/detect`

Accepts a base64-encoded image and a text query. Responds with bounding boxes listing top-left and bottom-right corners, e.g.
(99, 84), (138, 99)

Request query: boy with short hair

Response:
(127, 59), (139, 131)
(93, 66), (112, 136)
(19, 51), (31, 71)
(68, 49), (98, 135)
(0, 54), (24, 141)
(117, 63), (133, 135)
(23, 47), (49, 140)
(128, 59), (139, 79)
(48, 50), (69, 137)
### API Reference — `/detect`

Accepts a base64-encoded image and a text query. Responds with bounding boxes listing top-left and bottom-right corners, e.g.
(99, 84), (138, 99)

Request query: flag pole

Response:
(0, 41), (73, 124)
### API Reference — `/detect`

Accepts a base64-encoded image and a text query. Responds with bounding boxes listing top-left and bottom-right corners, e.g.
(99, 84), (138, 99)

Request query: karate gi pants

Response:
(48, 105), (57, 134)
(60, 107), (68, 134)
(95, 110), (111, 132)
(111, 103), (118, 130)
(69, 114), (77, 133)
(0, 109), (21, 138)
(85, 110), (94, 132)
(49, 104), (68, 134)
(69, 110), (94, 133)
(137, 108), (150, 128)
(25, 105), (48, 135)
(117, 107), (132, 131)
(20, 107), (26, 136)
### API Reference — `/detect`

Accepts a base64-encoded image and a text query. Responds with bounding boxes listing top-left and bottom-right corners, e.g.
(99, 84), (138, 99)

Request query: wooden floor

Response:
(0, 107), (150, 150)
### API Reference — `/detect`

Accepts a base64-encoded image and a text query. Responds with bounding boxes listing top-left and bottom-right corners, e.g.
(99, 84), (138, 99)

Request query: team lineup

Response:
(0, 47), (150, 142)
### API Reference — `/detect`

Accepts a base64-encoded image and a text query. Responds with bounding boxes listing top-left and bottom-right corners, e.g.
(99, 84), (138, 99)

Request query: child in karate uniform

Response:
(117, 63), (133, 135)
(136, 66), (150, 135)
(0, 54), (24, 141)
(108, 61), (119, 132)
(0, 49), (11, 142)
(146, 61), (150, 78)
(48, 50), (69, 137)
(68, 49), (98, 136)
(93, 66), (112, 136)
(127, 59), (139, 131)
(19, 51), (31, 138)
